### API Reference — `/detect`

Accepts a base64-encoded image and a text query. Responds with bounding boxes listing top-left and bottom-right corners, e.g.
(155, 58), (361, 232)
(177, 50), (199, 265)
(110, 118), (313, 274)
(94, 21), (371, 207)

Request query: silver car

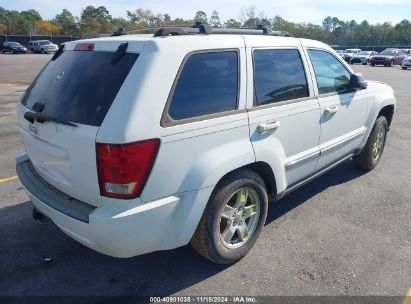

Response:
(29, 40), (58, 54)
(350, 51), (379, 65)
(402, 56), (411, 70)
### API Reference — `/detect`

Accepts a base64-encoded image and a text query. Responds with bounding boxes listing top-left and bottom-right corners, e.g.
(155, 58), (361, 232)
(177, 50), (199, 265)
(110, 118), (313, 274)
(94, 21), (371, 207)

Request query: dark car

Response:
(369, 49), (407, 67)
(1, 41), (27, 54)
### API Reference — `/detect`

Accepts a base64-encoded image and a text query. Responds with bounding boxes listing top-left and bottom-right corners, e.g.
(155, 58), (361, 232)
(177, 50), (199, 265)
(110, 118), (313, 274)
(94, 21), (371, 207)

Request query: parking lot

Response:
(0, 54), (410, 298)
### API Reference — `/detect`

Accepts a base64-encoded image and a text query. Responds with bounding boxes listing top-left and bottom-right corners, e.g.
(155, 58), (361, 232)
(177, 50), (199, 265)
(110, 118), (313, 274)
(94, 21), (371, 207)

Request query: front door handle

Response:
(257, 120), (281, 133)
(324, 106), (339, 115)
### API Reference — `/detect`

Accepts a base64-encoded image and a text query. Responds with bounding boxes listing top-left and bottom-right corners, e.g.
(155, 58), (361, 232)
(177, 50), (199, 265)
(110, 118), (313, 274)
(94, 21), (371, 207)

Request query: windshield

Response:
(21, 50), (139, 126)
(40, 41), (51, 45)
(358, 51), (372, 55)
(344, 50), (356, 53)
(380, 50), (396, 56)
(7, 42), (21, 46)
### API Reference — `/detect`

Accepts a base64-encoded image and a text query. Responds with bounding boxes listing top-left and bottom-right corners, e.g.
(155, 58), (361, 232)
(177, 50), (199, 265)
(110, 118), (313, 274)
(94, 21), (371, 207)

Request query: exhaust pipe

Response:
(32, 208), (49, 222)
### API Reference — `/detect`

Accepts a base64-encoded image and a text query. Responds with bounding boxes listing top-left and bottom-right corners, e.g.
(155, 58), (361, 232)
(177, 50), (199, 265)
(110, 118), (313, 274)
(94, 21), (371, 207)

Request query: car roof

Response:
(66, 34), (330, 53)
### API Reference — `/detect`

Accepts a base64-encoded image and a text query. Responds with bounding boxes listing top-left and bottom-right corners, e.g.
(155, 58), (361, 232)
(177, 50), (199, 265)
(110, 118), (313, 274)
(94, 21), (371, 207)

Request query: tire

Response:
(402, 67), (407, 70)
(388, 60), (393, 67)
(191, 169), (268, 264)
(41, 49), (46, 54)
(1, 50), (5, 54)
(353, 116), (388, 171)
(371, 63), (375, 66)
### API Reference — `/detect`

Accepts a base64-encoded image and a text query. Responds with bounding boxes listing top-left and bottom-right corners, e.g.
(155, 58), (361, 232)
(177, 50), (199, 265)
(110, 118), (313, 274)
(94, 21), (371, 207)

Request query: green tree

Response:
(224, 18), (241, 28)
(163, 13), (171, 25)
(80, 5), (112, 34)
(194, 11), (208, 24)
(209, 10), (221, 27)
(54, 9), (78, 36)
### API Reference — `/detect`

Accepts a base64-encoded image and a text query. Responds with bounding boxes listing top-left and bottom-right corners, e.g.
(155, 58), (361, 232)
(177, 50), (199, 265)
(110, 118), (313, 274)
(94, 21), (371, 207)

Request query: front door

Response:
(306, 49), (368, 170)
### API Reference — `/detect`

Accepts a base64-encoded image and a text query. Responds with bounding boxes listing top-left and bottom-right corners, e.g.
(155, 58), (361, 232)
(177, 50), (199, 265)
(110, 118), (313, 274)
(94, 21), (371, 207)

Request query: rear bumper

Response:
(16, 154), (213, 258)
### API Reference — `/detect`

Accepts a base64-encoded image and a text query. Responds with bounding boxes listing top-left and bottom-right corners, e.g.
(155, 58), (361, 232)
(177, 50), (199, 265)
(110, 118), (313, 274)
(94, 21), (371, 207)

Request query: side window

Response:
(168, 51), (238, 121)
(308, 49), (351, 94)
(253, 49), (309, 106)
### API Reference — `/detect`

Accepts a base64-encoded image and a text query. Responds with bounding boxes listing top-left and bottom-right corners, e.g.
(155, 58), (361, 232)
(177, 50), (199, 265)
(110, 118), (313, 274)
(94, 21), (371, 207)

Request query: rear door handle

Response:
(324, 106), (339, 115)
(257, 120), (280, 133)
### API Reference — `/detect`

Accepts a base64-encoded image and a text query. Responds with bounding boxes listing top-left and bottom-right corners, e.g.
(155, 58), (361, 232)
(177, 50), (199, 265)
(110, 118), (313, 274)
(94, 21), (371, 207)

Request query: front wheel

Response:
(354, 116), (388, 171)
(402, 67), (407, 70)
(191, 169), (268, 264)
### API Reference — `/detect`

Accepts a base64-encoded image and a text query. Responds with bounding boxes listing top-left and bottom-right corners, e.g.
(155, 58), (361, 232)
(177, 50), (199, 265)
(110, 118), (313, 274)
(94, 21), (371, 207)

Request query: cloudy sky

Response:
(2, 0), (411, 24)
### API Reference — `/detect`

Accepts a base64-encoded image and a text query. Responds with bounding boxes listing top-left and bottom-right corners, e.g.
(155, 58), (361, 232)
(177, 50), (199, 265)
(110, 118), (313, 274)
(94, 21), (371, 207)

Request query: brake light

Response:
(96, 139), (160, 199)
(74, 43), (94, 51)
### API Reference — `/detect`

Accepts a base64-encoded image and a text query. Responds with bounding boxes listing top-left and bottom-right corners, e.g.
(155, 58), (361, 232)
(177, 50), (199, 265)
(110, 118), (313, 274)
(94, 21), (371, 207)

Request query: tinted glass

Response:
(168, 51), (238, 120)
(308, 49), (351, 94)
(40, 41), (51, 45)
(21, 50), (138, 126)
(253, 49), (308, 106)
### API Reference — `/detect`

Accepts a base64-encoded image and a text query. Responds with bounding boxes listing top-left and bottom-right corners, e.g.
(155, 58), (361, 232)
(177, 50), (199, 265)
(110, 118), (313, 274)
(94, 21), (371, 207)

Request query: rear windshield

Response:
(22, 50), (138, 126)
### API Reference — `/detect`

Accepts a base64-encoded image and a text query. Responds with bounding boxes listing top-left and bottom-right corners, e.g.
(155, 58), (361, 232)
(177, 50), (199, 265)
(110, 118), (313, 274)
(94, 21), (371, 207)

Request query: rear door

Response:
(245, 37), (321, 189)
(17, 41), (141, 206)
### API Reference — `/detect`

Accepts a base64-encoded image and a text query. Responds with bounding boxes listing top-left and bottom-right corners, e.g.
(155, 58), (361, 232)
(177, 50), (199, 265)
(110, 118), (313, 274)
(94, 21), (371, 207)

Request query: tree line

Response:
(0, 6), (410, 46)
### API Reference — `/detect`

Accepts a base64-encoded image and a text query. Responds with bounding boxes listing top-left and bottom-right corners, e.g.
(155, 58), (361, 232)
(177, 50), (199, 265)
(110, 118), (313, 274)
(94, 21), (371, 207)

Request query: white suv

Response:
(16, 25), (395, 264)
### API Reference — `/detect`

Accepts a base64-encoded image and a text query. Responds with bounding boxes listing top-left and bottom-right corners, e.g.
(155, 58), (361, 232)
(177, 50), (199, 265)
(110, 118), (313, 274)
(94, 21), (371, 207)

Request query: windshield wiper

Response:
(24, 111), (77, 127)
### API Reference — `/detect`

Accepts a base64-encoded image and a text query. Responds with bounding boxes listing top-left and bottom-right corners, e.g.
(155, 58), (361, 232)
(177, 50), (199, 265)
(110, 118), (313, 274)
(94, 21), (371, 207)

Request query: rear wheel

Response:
(191, 169), (268, 264)
(354, 116), (388, 171)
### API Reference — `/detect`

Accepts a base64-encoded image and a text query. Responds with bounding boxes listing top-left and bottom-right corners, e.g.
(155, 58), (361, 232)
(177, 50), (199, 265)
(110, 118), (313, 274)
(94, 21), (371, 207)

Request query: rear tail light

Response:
(96, 139), (160, 199)
(74, 43), (94, 51)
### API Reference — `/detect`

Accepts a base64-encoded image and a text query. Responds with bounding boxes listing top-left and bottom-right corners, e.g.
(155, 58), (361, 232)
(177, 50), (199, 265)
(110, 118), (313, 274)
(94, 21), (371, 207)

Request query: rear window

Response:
(21, 50), (138, 126)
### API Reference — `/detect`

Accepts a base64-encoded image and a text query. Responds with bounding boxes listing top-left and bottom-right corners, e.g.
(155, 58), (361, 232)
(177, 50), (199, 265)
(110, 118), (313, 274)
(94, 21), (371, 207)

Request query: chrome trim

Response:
(283, 153), (355, 196)
(321, 129), (366, 154)
(285, 150), (320, 170)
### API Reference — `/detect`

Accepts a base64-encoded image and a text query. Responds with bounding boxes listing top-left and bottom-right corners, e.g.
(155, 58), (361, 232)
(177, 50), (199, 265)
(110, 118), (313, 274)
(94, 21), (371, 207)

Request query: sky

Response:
(2, 0), (411, 25)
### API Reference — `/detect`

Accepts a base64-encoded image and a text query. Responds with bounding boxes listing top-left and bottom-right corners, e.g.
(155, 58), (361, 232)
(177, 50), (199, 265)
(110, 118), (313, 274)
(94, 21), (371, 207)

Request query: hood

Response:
(373, 54), (394, 59)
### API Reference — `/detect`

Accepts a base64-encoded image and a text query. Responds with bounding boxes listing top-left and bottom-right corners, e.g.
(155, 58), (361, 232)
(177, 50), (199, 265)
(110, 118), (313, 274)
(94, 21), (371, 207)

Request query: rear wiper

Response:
(24, 111), (77, 127)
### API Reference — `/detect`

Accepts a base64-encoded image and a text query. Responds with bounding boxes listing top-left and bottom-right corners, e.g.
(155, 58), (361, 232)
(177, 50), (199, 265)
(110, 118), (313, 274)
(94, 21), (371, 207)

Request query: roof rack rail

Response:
(152, 23), (291, 37)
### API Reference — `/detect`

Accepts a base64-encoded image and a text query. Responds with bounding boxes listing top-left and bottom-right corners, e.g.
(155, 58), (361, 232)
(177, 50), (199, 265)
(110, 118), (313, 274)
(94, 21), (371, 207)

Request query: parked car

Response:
(369, 48), (407, 66)
(341, 48), (362, 62)
(29, 40), (58, 54)
(334, 49), (344, 57)
(400, 49), (411, 56)
(401, 56), (411, 70)
(1, 41), (27, 54)
(16, 25), (396, 264)
(350, 51), (378, 65)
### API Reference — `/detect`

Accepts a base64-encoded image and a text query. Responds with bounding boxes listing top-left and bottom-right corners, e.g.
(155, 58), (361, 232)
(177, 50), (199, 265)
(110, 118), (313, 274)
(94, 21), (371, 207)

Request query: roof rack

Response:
(151, 23), (291, 37)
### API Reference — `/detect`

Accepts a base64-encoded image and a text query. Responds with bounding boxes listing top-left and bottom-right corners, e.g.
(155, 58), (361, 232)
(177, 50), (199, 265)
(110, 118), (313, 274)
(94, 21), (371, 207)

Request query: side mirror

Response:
(348, 73), (367, 90)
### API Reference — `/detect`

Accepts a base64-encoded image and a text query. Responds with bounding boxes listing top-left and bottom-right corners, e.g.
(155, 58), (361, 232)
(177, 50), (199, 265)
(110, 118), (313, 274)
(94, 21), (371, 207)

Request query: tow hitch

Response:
(32, 208), (49, 222)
